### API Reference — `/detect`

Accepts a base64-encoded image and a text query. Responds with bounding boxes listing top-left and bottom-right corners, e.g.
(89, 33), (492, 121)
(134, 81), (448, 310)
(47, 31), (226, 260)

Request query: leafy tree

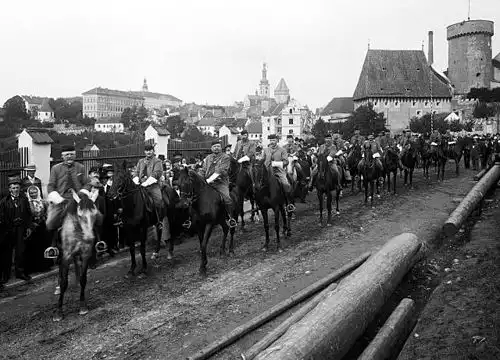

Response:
(348, 103), (387, 136)
(409, 112), (449, 134)
(166, 115), (185, 138)
(449, 119), (463, 132)
(182, 125), (210, 142)
(3, 95), (28, 122)
(121, 107), (135, 128)
(136, 105), (149, 122)
(463, 119), (475, 132)
(473, 102), (495, 119)
(311, 118), (330, 142)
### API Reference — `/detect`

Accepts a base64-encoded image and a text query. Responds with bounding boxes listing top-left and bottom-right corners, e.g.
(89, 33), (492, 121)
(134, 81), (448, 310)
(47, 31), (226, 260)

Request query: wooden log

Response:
(253, 233), (421, 360)
(473, 168), (488, 181)
(242, 282), (339, 360)
(187, 252), (371, 360)
(443, 164), (500, 237)
(357, 298), (416, 360)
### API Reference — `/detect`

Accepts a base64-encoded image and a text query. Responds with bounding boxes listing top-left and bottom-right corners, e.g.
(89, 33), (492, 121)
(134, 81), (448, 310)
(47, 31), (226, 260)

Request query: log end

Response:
(442, 222), (458, 238)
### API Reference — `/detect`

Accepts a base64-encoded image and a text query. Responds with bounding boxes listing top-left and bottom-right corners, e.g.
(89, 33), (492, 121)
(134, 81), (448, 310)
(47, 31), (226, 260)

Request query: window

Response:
(289, 109), (293, 114)
(416, 110), (422, 116)
(424, 101), (429, 107)
(384, 101), (389, 107)
(289, 118), (293, 125)
(267, 127), (270, 131)
(436, 101), (441, 107)
(394, 101), (400, 108)
(289, 129), (293, 134)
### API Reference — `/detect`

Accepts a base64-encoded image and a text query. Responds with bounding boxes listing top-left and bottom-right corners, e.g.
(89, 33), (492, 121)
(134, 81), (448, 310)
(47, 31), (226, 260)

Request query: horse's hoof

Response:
(261, 247), (268, 253)
(277, 248), (283, 253)
(79, 307), (89, 316)
(124, 271), (135, 279)
(54, 286), (61, 295)
(336, 211), (340, 215)
(167, 252), (173, 260)
(53, 314), (63, 322)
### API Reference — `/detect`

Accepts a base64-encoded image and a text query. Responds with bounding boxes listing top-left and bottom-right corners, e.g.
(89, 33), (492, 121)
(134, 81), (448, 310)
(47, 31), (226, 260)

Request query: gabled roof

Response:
(275, 78), (289, 92)
(150, 124), (170, 136)
(197, 117), (217, 126)
(25, 130), (54, 144)
(82, 144), (99, 151)
(353, 49), (452, 101)
(95, 117), (123, 124)
(39, 98), (54, 113)
(246, 121), (262, 133)
(321, 97), (354, 116)
(21, 96), (45, 105)
(493, 52), (500, 68)
(262, 103), (285, 116)
(82, 87), (144, 100)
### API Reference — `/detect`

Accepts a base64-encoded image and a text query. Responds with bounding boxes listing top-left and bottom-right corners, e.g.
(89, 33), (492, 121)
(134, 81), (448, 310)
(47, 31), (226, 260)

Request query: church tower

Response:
(274, 78), (290, 104)
(142, 78), (149, 92)
(259, 63), (270, 98)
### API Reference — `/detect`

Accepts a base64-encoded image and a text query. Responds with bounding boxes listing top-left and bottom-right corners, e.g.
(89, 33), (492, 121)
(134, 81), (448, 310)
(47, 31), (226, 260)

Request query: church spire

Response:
(259, 62), (270, 98)
(142, 77), (148, 92)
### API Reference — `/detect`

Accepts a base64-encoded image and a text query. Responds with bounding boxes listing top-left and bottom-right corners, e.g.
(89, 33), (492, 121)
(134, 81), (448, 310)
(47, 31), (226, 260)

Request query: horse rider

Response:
(379, 131), (395, 152)
(261, 134), (296, 212)
(233, 129), (257, 187)
(331, 133), (351, 182)
(284, 134), (303, 180)
(202, 139), (237, 227)
(398, 129), (414, 169)
(308, 133), (342, 190)
(133, 143), (165, 226)
(429, 129), (442, 151)
(360, 134), (384, 174)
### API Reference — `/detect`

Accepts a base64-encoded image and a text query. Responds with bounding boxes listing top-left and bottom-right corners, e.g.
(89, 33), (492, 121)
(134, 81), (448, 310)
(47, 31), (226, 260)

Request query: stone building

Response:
(274, 78), (290, 104)
(131, 78), (182, 110)
(82, 87), (144, 119)
(353, 49), (452, 132)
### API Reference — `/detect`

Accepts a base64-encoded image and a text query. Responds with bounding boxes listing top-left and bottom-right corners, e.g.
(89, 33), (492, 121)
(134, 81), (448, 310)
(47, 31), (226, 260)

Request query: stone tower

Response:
(447, 19), (494, 95)
(259, 63), (270, 98)
(274, 78), (290, 104)
(142, 78), (149, 92)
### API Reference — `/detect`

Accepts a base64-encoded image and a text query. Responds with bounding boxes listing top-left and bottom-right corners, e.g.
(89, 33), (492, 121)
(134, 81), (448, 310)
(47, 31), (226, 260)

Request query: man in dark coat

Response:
(0, 174), (33, 284)
(21, 163), (43, 197)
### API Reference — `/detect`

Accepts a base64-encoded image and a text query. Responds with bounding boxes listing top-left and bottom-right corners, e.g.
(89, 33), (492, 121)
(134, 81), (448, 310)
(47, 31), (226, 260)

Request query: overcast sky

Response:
(0, 0), (499, 110)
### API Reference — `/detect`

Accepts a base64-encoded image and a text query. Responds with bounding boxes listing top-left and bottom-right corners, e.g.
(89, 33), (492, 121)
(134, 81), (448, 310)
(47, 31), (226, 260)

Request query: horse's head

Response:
(252, 160), (268, 192)
(64, 190), (100, 243)
(177, 166), (205, 206)
(317, 153), (329, 179)
(107, 160), (136, 200)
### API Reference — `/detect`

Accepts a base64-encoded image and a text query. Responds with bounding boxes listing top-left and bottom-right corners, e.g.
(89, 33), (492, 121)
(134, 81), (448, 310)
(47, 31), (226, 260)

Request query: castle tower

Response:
(274, 78), (290, 104)
(142, 77), (149, 92)
(259, 63), (270, 98)
(447, 19), (494, 95)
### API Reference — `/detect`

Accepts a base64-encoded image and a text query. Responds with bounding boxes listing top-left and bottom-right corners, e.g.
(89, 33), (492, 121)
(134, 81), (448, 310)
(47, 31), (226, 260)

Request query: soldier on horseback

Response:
(202, 139), (237, 227)
(284, 134), (303, 180)
(429, 129), (442, 149)
(332, 133), (351, 182)
(359, 134), (384, 174)
(234, 129), (256, 188)
(350, 128), (365, 147)
(379, 131), (395, 152)
(398, 129), (414, 169)
(261, 134), (296, 212)
(308, 133), (342, 190)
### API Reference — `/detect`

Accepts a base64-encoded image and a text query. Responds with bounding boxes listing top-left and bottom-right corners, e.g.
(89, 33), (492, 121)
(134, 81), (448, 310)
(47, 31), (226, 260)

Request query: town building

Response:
(94, 117), (125, 133)
(218, 125), (240, 151)
(145, 124), (170, 158)
(352, 48), (452, 132)
(320, 97), (354, 123)
(131, 78), (182, 110)
(82, 87), (144, 119)
(196, 115), (217, 136)
(37, 98), (54, 122)
(245, 121), (262, 142)
(274, 78), (290, 104)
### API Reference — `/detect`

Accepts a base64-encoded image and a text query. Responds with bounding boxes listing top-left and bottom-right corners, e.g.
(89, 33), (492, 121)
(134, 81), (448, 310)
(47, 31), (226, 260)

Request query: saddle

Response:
(139, 187), (155, 213)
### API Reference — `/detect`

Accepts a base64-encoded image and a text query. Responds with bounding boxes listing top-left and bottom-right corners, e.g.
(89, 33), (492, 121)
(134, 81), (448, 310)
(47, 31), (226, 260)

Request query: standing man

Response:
(21, 163), (43, 197)
(0, 174), (33, 283)
(202, 139), (237, 226)
(233, 129), (257, 187)
(261, 134), (295, 212)
(133, 143), (164, 224)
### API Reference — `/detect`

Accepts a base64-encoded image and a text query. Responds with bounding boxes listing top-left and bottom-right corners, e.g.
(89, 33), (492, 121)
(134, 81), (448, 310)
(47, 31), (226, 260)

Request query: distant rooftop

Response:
(82, 87), (144, 99)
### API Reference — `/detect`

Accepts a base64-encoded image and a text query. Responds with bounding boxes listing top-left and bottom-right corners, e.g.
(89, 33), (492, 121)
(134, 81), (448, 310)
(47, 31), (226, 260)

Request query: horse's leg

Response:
(54, 259), (70, 322)
(279, 205), (290, 237)
(351, 173), (355, 193)
(370, 181), (375, 207)
(229, 223), (236, 256)
(410, 168), (414, 189)
(200, 224), (213, 277)
(455, 158), (460, 176)
(274, 206), (282, 252)
(326, 191), (333, 226)
(138, 226), (148, 278)
(261, 209), (270, 252)
(239, 197), (246, 231)
(126, 229), (136, 278)
(386, 171), (390, 193)
(220, 221), (229, 257)
(79, 256), (89, 316)
(318, 190), (324, 226)
(393, 170), (397, 194)
(364, 179), (369, 204)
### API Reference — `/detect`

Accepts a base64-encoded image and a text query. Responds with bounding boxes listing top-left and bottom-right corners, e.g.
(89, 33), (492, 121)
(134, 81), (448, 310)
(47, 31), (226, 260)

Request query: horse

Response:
(358, 147), (382, 206)
(417, 137), (433, 180)
(401, 142), (419, 188)
(233, 160), (259, 230)
(434, 141), (448, 182)
(444, 138), (465, 176)
(53, 190), (101, 322)
(347, 143), (363, 193)
(253, 161), (291, 252)
(314, 153), (341, 226)
(177, 167), (236, 276)
(382, 145), (399, 194)
(107, 161), (156, 279)
(295, 149), (311, 203)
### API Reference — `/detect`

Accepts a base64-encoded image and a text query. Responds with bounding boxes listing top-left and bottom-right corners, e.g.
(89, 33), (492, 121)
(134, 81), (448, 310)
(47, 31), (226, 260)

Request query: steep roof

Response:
(151, 124), (170, 136)
(262, 103), (285, 116)
(246, 121), (262, 133)
(275, 78), (289, 92)
(21, 96), (45, 105)
(493, 52), (500, 68)
(197, 117), (217, 126)
(39, 98), (54, 113)
(82, 144), (99, 151)
(82, 87), (144, 99)
(25, 130), (54, 144)
(321, 97), (354, 116)
(353, 49), (452, 101)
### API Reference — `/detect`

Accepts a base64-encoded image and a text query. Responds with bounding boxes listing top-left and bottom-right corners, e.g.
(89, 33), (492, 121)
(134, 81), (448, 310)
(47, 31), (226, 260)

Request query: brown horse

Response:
(314, 153), (341, 226)
(383, 146), (399, 194)
(53, 190), (101, 322)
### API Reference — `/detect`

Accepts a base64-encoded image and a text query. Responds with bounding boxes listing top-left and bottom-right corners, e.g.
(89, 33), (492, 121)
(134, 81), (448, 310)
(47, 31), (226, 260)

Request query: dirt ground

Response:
(398, 193), (500, 360)
(0, 165), (481, 360)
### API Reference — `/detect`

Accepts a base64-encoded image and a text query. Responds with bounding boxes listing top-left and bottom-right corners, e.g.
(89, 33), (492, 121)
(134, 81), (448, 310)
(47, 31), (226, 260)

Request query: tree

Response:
(136, 105), (149, 122)
(182, 125), (210, 142)
(166, 115), (185, 138)
(409, 112), (449, 134)
(463, 119), (475, 132)
(473, 102), (495, 119)
(121, 107), (134, 128)
(311, 118), (330, 142)
(449, 119), (463, 132)
(345, 103), (387, 137)
(3, 95), (28, 122)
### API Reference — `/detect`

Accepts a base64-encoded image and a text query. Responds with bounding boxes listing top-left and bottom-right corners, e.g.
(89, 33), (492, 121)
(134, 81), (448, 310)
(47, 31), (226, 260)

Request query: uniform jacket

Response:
(400, 136), (414, 148)
(262, 145), (289, 168)
(430, 132), (442, 144)
(317, 143), (337, 158)
(350, 134), (365, 146)
(234, 139), (257, 161)
(135, 156), (163, 181)
(363, 140), (382, 154)
(21, 176), (43, 197)
(284, 143), (299, 156)
(47, 161), (87, 196)
(380, 136), (394, 149)
(0, 193), (33, 232)
(202, 152), (231, 185)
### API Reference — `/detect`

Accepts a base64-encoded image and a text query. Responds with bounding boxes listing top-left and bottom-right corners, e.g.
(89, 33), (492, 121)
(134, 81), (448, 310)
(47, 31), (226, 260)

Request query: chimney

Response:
(428, 31), (434, 66)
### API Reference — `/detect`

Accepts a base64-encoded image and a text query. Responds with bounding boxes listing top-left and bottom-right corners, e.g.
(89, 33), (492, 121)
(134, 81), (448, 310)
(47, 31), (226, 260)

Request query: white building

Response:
(37, 98), (55, 122)
(94, 118), (124, 133)
(196, 116), (217, 136)
(261, 103), (285, 147)
(281, 99), (304, 138)
(246, 121), (262, 142)
(145, 124), (170, 158)
(132, 78), (182, 110)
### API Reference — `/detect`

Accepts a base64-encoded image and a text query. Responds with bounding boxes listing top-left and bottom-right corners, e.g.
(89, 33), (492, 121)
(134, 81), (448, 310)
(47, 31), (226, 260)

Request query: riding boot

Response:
(222, 195), (237, 228)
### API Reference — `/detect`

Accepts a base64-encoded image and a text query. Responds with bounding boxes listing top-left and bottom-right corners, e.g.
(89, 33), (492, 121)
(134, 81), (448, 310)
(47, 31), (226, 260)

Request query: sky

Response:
(0, 0), (499, 111)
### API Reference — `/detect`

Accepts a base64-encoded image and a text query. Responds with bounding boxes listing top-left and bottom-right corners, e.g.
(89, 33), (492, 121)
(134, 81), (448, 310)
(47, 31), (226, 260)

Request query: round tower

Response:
(447, 19), (494, 95)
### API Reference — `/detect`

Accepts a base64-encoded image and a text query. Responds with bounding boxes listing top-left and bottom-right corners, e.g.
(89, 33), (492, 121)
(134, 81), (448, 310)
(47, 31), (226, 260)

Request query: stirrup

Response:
(286, 204), (296, 213)
(95, 241), (108, 253)
(44, 247), (59, 259)
(226, 218), (238, 228)
(182, 220), (192, 229)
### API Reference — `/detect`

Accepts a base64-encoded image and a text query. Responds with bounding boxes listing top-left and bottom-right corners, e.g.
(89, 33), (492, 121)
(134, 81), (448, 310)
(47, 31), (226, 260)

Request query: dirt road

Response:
(0, 166), (479, 360)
